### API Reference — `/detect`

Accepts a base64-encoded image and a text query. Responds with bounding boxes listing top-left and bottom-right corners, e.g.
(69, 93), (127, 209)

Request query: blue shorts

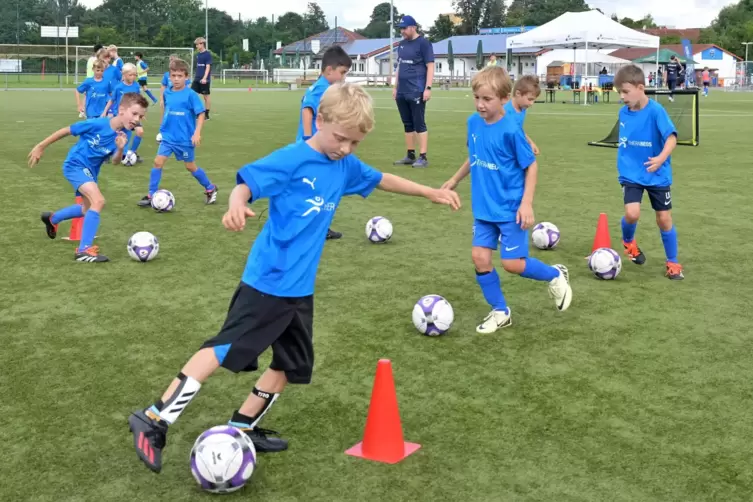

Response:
(622, 183), (672, 211)
(157, 141), (195, 162)
(63, 163), (99, 196)
(472, 219), (529, 259)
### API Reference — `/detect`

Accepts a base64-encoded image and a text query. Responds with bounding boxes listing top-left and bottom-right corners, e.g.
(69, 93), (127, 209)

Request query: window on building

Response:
(358, 62), (364, 72)
(436, 62), (443, 72)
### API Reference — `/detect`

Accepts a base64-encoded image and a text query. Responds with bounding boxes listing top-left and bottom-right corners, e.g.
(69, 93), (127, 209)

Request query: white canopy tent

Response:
(507, 10), (660, 102)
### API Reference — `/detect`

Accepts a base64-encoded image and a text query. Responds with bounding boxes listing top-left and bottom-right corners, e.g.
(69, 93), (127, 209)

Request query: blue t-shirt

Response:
(397, 36), (434, 97)
(617, 99), (677, 187)
(64, 118), (121, 174)
(503, 101), (527, 128)
(161, 71), (173, 89)
(296, 75), (330, 141)
(195, 51), (213, 82)
(114, 58), (124, 70)
(160, 86), (205, 146)
(103, 66), (122, 95)
(110, 81), (142, 113)
(236, 142), (384, 297)
(77, 77), (110, 118)
(467, 113), (536, 222)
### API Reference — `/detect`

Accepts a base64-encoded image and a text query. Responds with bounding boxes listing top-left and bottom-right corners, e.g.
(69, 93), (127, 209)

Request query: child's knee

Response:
(135, 127), (143, 137)
(624, 205), (640, 223)
(89, 194), (106, 211)
(501, 258), (525, 275)
(153, 157), (166, 168)
(656, 210), (673, 230)
(471, 248), (493, 271)
(184, 162), (197, 172)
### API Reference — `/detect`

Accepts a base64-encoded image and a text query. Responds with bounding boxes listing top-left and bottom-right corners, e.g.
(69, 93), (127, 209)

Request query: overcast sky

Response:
(78, 0), (739, 29)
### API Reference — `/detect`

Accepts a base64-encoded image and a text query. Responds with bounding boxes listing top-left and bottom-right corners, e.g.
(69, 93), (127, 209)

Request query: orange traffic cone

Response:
(345, 359), (421, 464)
(587, 212), (612, 257)
(62, 196), (85, 242)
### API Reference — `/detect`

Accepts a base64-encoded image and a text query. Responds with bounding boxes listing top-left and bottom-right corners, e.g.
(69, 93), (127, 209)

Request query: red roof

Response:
(610, 44), (742, 61)
(273, 27), (364, 55)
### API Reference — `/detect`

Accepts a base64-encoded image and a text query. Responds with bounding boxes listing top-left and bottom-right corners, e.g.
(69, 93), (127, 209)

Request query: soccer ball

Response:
(190, 425), (257, 494)
(588, 247), (622, 280)
(532, 222), (561, 250)
(127, 231), (160, 262)
(365, 216), (393, 243)
(156, 132), (163, 142)
(122, 150), (138, 166)
(151, 189), (175, 212)
(412, 295), (454, 336)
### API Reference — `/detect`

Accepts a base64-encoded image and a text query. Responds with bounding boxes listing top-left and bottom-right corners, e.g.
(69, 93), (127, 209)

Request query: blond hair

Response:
(472, 66), (513, 99)
(122, 63), (137, 75)
(513, 75), (541, 98)
(92, 60), (106, 71)
(318, 83), (375, 134)
(96, 48), (110, 60)
(615, 64), (646, 89)
(194, 37), (206, 45)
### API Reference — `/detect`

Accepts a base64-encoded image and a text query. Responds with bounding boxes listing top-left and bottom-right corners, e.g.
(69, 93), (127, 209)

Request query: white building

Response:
(609, 44), (742, 82)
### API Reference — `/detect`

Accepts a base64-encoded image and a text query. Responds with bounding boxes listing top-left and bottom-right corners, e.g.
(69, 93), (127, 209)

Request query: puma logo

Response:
(302, 177), (316, 189)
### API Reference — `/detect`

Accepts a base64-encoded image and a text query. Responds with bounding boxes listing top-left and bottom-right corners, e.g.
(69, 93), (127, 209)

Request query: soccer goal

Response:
(221, 68), (269, 85)
(74, 46), (194, 84)
(588, 89), (700, 148)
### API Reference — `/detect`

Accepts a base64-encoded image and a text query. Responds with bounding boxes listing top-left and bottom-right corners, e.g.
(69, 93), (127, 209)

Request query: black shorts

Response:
(396, 94), (427, 133)
(200, 283), (314, 384)
(667, 79), (677, 92)
(703, 81), (709, 88)
(622, 184), (672, 211)
(138, 79), (148, 87)
(191, 81), (211, 95)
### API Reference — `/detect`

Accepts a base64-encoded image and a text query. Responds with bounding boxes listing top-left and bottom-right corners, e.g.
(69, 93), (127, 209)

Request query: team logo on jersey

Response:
(87, 134), (113, 155)
(302, 196), (335, 217)
(618, 136), (627, 148)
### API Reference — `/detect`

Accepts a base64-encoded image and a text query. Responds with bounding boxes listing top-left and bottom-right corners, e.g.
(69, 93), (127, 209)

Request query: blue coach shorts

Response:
(157, 141), (195, 162)
(63, 163), (99, 196)
(396, 94), (427, 134)
(472, 219), (529, 259)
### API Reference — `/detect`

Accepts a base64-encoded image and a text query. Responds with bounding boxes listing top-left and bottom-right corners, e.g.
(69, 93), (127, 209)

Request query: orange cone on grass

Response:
(587, 212), (612, 257)
(63, 196), (84, 241)
(345, 359), (421, 464)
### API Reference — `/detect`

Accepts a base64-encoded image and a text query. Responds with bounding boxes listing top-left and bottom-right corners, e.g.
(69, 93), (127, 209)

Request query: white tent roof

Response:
(506, 10), (660, 50)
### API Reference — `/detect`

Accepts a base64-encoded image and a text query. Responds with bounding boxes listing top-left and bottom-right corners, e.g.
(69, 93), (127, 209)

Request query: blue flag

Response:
(681, 39), (695, 86)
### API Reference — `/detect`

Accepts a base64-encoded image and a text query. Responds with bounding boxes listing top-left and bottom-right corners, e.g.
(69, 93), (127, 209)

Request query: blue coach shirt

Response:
(195, 51), (213, 82)
(237, 142), (383, 297)
(110, 81), (142, 113)
(77, 77), (110, 118)
(160, 87), (205, 146)
(397, 35), (434, 97)
(617, 99), (677, 187)
(503, 101), (527, 128)
(296, 75), (330, 141)
(468, 112), (536, 222)
(64, 118), (121, 173)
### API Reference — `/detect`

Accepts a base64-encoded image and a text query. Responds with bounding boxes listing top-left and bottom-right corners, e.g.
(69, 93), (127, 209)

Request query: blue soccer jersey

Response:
(110, 81), (142, 113)
(467, 112), (536, 222)
(64, 118), (121, 173)
(396, 35), (434, 98)
(503, 100), (527, 128)
(77, 77), (111, 118)
(236, 142), (383, 297)
(160, 87), (205, 146)
(296, 75), (330, 141)
(161, 71), (174, 90)
(616, 99), (677, 187)
(103, 65), (122, 96)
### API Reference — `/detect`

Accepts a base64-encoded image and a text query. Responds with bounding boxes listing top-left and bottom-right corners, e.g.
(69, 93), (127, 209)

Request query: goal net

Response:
(74, 46), (194, 84)
(222, 69), (269, 85)
(589, 89), (699, 148)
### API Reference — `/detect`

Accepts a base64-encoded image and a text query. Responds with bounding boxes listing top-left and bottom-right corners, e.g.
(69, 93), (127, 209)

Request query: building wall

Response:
(432, 55), (537, 77)
(694, 48), (737, 80)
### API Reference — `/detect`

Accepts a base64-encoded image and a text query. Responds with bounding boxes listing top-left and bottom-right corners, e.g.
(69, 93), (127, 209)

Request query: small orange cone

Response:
(345, 359), (421, 464)
(62, 196), (85, 241)
(587, 212), (612, 257)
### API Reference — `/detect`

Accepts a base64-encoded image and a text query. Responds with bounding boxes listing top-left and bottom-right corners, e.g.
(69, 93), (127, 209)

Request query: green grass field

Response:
(2, 89), (753, 501)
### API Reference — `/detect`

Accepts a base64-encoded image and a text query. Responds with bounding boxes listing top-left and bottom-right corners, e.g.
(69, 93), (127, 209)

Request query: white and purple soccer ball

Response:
(412, 295), (454, 336)
(127, 231), (160, 262)
(121, 150), (138, 166)
(588, 247), (622, 280)
(190, 425), (257, 494)
(151, 189), (175, 212)
(532, 222), (561, 250)
(365, 216), (393, 243)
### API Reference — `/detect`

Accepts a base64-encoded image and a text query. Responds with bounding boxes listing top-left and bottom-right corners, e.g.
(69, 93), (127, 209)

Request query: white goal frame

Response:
(74, 46), (194, 84)
(222, 68), (269, 84)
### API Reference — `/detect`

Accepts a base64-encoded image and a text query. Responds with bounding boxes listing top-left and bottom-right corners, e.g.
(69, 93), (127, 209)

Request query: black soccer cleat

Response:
(41, 212), (58, 239)
(129, 409), (169, 473)
(137, 195), (152, 207)
(326, 228), (342, 240)
(239, 427), (288, 453)
(74, 246), (109, 263)
(205, 186), (218, 205)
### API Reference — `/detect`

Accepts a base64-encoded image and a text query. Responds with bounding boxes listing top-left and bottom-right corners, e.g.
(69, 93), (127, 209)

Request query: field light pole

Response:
(205, 0), (209, 48)
(743, 42), (752, 62)
(65, 15), (71, 84)
(389, 0), (394, 86)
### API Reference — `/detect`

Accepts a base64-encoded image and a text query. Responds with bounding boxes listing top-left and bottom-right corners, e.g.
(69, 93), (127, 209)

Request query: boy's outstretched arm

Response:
(441, 158), (470, 190)
(222, 184), (256, 231)
(645, 134), (677, 173)
(378, 173), (461, 210)
(28, 127), (72, 168)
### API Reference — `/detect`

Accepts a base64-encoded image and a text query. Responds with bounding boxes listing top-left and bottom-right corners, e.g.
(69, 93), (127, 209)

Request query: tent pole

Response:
(584, 40), (589, 106)
(655, 46), (659, 90)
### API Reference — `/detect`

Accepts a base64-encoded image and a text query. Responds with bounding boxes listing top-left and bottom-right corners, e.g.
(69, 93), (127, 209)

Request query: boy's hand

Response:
(645, 156), (664, 173)
(115, 132), (128, 149)
(78, 106), (85, 114)
(192, 132), (201, 147)
(440, 178), (459, 191)
(392, 87), (397, 100)
(28, 145), (44, 168)
(516, 201), (534, 229)
(427, 188), (461, 210)
(531, 142), (540, 155)
(222, 205), (256, 231)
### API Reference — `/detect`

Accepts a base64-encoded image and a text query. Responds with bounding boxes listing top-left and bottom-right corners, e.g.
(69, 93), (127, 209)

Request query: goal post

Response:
(74, 46), (194, 84)
(222, 68), (269, 85)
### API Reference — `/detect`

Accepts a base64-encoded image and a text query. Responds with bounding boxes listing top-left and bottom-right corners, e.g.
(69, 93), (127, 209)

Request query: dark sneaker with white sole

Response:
(41, 212), (58, 239)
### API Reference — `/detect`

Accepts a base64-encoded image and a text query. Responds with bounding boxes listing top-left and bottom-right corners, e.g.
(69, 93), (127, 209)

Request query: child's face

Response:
(473, 84), (504, 121)
(123, 71), (136, 84)
(93, 68), (104, 79)
(313, 117), (366, 160)
(323, 65), (349, 83)
(618, 82), (645, 109)
(513, 91), (536, 110)
(171, 70), (188, 89)
(118, 104), (146, 130)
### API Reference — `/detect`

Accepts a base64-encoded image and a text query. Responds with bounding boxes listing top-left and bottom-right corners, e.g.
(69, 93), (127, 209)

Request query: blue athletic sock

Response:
(145, 89), (158, 103)
(51, 204), (83, 224)
(131, 135), (142, 153)
(78, 210), (100, 251)
(661, 226), (679, 263)
(520, 258), (560, 282)
(191, 168), (214, 190)
(149, 168), (163, 196)
(475, 269), (508, 311)
(622, 216), (637, 243)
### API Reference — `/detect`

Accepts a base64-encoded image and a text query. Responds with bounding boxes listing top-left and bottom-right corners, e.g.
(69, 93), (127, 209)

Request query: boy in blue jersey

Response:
(160, 54), (178, 110)
(75, 60), (110, 119)
(503, 75), (541, 155)
(30, 93), (149, 263)
(134, 52), (159, 104)
(128, 82), (461, 473)
(101, 50), (121, 115)
(104, 63), (145, 162)
(442, 67), (572, 333)
(137, 58), (217, 207)
(298, 45), (351, 240)
(614, 65), (684, 280)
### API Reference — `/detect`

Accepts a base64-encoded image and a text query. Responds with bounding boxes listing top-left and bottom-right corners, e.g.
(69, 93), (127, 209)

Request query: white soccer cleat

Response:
(476, 308), (512, 334)
(548, 264), (572, 311)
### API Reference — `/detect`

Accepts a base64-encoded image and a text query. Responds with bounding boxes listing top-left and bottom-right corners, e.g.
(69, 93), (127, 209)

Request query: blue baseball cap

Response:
(398, 15), (417, 28)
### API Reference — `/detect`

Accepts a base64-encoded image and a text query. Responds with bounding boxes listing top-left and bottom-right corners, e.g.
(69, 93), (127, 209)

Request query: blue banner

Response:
(681, 38), (695, 86)
(479, 26), (537, 35)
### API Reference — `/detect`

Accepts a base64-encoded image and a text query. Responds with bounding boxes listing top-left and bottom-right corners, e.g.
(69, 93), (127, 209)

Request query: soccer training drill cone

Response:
(62, 196), (85, 241)
(589, 213), (612, 256)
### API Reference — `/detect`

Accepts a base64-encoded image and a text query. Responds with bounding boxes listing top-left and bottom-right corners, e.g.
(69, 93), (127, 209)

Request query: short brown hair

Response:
(92, 60), (106, 71)
(169, 58), (190, 76)
(471, 66), (513, 99)
(318, 82), (375, 134)
(119, 92), (149, 110)
(615, 64), (646, 89)
(513, 75), (541, 98)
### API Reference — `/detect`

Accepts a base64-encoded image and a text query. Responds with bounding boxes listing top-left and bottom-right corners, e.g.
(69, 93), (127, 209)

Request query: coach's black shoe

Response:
(41, 212), (58, 239)
(393, 155), (416, 165)
(240, 427), (288, 453)
(623, 240), (646, 265)
(129, 409), (168, 473)
(205, 186), (218, 205)
(326, 228), (342, 240)
(74, 246), (109, 263)
(137, 195), (152, 207)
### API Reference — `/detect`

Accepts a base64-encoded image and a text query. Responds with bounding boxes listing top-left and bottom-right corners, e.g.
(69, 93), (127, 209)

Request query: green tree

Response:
(356, 2), (401, 39)
(507, 0), (588, 26)
(275, 12), (305, 43)
(303, 2), (329, 35)
(453, 0), (485, 35)
(480, 0), (506, 29)
(427, 14), (455, 42)
(660, 35), (682, 45)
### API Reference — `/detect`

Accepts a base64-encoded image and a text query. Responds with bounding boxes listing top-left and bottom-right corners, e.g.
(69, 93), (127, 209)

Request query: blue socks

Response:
(78, 210), (100, 251)
(145, 89), (158, 103)
(191, 168), (214, 190)
(149, 168), (163, 196)
(520, 258), (560, 282)
(476, 269), (508, 312)
(131, 135), (142, 153)
(661, 226), (679, 263)
(622, 217), (637, 243)
(51, 204), (83, 224)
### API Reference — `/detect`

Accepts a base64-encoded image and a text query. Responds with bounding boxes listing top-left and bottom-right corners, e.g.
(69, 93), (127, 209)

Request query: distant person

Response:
(134, 52), (159, 104)
(193, 37), (212, 120)
(665, 55), (683, 102)
(702, 67), (711, 97)
(86, 44), (103, 78)
(600, 66), (608, 75)
(487, 54), (498, 67)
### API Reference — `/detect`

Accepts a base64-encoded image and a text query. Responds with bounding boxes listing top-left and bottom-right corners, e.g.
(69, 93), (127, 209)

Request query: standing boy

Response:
(134, 52), (159, 104)
(192, 37), (212, 120)
(503, 75), (541, 155)
(75, 59), (110, 119)
(104, 63), (145, 161)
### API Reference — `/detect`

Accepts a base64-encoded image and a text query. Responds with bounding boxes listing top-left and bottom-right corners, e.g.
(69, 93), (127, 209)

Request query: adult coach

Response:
(193, 37), (212, 120)
(393, 15), (434, 168)
(665, 54), (683, 102)
(86, 44), (103, 78)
